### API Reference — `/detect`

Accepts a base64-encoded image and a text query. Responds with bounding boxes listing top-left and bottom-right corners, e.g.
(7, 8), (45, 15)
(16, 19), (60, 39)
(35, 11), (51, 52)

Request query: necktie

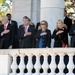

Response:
(24, 27), (27, 33)
(4, 25), (6, 30)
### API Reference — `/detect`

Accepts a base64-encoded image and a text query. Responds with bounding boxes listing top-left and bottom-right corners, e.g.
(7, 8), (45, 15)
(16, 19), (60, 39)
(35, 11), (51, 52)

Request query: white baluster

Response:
(49, 53), (56, 75)
(17, 54), (25, 75)
(56, 53), (65, 75)
(26, 54), (33, 75)
(42, 53), (48, 75)
(9, 54), (17, 75)
(66, 53), (74, 75)
(33, 54), (41, 75)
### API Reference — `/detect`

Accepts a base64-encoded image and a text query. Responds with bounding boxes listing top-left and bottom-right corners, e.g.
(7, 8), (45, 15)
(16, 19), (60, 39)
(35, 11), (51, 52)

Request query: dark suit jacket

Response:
(35, 29), (51, 48)
(69, 24), (75, 47)
(0, 24), (14, 49)
(52, 28), (68, 47)
(9, 20), (18, 48)
(64, 16), (72, 32)
(9, 20), (18, 35)
(18, 25), (35, 48)
(0, 38), (4, 49)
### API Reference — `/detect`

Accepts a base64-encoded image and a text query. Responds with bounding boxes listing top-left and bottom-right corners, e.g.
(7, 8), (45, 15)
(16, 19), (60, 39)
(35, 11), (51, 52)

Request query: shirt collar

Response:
(4, 23), (8, 28)
(25, 25), (30, 32)
(25, 25), (29, 29)
(9, 20), (12, 24)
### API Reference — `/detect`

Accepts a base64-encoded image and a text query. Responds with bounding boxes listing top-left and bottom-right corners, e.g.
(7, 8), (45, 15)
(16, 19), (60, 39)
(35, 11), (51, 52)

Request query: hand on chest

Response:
(40, 31), (47, 36)
(2, 25), (10, 34)
(23, 27), (32, 36)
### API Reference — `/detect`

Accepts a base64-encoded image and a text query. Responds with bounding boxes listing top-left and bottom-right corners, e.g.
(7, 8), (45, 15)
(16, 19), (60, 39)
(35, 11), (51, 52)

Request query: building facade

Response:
(12, 0), (65, 32)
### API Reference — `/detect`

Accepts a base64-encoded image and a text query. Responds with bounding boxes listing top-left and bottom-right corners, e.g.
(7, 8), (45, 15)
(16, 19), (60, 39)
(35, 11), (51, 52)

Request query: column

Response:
(40, 0), (65, 32)
(12, 0), (32, 25)
(31, 0), (40, 24)
(40, 0), (65, 47)
(12, 0), (40, 25)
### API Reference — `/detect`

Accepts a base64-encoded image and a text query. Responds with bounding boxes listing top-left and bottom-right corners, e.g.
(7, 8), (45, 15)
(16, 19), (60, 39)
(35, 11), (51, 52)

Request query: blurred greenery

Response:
(65, 0), (75, 18)
(0, 0), (74, 18)
(0, 0), (12, 18)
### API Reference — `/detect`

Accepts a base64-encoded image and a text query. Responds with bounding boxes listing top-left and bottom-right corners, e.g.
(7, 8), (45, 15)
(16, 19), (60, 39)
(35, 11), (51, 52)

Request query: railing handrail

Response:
(0, 48), (75, 55)
(0, 48), (75, 75)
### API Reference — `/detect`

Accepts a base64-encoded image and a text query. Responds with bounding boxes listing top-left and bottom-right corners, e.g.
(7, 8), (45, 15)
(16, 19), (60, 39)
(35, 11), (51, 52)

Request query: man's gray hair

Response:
(2, 16), (8, 20)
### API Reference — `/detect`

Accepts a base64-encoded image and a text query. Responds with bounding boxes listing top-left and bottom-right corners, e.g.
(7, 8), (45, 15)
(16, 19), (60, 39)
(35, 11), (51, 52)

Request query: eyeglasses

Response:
(41, 23), (46, 25)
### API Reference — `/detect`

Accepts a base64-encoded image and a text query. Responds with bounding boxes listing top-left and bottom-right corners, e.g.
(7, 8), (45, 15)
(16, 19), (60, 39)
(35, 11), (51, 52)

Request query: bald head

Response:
(1, 16), (9, 25)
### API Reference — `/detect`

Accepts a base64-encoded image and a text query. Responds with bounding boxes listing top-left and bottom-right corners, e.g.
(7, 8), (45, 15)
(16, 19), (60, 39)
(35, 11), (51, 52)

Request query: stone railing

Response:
(0, 48), (75, 75)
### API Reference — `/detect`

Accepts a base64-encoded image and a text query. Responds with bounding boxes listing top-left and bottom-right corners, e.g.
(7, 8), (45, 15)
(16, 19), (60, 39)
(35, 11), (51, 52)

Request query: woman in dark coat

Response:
(35, 20), (51, 73)
(52, 20), (68, 74)
(35, 20), (51, 48)
(52, 20), (68, 47)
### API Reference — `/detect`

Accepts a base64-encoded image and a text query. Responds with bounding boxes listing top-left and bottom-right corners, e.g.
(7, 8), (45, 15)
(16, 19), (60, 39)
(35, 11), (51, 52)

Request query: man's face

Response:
(64, 11), (67, 17)
(1, 18), (8, 25)
(23, 18), (30, 26)
(7, 15), (11, 20)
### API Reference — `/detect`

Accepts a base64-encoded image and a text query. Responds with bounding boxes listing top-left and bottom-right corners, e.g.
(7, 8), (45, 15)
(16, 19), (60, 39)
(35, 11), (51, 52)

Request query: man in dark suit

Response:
(64, 10), (72, 74)
(18, 16), (35, 48)
(0, 21), (2, 26)
(17, 16), (35, 73)
(0, 16), (14, 49)
(64, 10), (72, 33)
(6, 13), (18, 48)
(69, 18), (75, 47)
(64, 10), (72, 45)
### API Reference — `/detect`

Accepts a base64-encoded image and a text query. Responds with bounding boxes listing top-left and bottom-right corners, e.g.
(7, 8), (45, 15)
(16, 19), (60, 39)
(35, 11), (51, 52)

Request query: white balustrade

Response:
(0, 48), (75, 75)
(26, 53), (33, 75)
(42, 53), (48, 75)
(66, 53), (74, 75)
(57, 53), (65, 75)
(9, 54), (18, 75)
(34, 53), (41, 75)
(18, 54), (25, 75)
(49, 53), (56, 75)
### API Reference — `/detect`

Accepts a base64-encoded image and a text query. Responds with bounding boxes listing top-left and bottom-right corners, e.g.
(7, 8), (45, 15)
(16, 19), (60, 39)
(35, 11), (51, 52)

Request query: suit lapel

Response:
(22, 26), (25, 34)
(7, 24), (10, 30)
(28, 25), (31, 32)
(2, 25), (4, 31)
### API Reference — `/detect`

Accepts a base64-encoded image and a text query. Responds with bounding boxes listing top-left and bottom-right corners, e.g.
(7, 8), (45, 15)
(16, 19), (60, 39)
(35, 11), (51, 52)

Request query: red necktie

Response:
(24, 27), (27, 33)
(4, 25), (6, 30)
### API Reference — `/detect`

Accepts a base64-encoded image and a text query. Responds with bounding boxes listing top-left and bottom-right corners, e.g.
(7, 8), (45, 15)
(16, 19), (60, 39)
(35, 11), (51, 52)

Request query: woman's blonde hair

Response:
(55, 20), (67, 30)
